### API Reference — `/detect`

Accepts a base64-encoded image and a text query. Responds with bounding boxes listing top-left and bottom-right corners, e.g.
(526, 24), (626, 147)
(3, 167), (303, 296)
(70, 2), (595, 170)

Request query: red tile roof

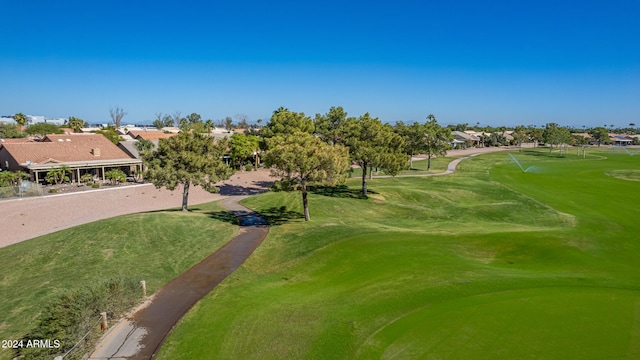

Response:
(1, 134), (134, 165)
(128, 130), (177, 141)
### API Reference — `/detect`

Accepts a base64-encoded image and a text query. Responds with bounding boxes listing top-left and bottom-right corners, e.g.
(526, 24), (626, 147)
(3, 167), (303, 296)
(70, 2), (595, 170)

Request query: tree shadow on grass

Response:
(520, 149), (566, 158)
(203, 206), (302, 226)
(217, 180), (273, 196)
(254, 206), (304, 225)
(308, 185), (376, 199)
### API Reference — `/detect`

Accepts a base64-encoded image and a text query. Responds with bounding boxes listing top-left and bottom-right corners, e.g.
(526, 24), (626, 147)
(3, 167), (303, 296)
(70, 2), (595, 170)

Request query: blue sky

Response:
(1, 0), (638, 127)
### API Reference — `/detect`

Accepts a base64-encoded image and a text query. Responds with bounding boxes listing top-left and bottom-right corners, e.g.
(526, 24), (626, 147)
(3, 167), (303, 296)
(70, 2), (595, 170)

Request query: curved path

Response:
(375, 146), (512, 178)
(88, 196), (268, 359)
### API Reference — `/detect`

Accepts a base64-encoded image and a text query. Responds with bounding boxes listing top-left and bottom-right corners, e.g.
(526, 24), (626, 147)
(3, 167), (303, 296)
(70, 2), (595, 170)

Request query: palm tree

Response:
(67, 117), (85, 133)
(14, 113), (27, 133)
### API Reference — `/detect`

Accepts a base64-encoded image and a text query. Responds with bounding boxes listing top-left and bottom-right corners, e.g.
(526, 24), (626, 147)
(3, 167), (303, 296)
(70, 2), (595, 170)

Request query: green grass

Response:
(0, 202), (237, 360)
(158, 149), (640, 359)
(348, 156), (456, 178)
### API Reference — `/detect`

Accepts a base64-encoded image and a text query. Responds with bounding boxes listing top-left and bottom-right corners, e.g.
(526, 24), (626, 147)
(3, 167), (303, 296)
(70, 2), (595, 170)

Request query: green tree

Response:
(25, 123), (63, 137)
(543, 123), (572, 155)
(343, 113), (407, 196)
(261, 107), (314, 139)
(95, 126), (123, 144)
(512, 125), (528, 151)
(264, 131), (350, 221)
(527, 126), (544, 147)
(423, 114), (453, 171)
(67, 117), (85, 133)
(314, 106), (350, 145)
(14, 113), (28, 130)
(394, 121), (428, 169)
(134, 138), (154, 157)
(0, 171), (29, 187)
(0, 124), (23, 138)
(230, 133), (260, 169)
(224, 116), (234, 132)
(589, 127), (609, 147)
(105, 169), (126, 185)
(143, 132), (232, 211)
(45, 166), (70, 185)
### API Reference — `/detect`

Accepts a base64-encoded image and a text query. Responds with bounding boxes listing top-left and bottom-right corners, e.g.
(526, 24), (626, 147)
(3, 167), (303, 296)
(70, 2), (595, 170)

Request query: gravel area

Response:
(0, 169), (274, 248)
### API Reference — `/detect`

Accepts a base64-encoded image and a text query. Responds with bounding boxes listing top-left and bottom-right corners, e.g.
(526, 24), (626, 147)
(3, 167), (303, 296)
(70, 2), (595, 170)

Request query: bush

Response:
(16, 278), (142, 360)
(49, 188), (58, 193)
(0, 186), (16, 198)
(80, 174), (94, 184)
(91, 183), (100, 189)
(244, 163), (253, 171)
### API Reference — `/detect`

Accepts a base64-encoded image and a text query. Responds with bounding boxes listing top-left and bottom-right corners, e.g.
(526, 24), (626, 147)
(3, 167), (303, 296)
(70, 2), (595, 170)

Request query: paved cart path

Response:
(88, 196), (268, 359)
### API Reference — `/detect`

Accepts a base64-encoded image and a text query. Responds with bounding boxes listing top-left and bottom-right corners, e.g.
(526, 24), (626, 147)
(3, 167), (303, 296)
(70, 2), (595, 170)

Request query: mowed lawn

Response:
(0, 202), (237, 360)
(159, 148), (640, 359)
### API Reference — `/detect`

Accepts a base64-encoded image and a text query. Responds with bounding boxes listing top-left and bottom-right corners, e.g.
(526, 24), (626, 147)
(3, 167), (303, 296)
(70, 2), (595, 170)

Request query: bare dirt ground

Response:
(0, 169), (274, 248)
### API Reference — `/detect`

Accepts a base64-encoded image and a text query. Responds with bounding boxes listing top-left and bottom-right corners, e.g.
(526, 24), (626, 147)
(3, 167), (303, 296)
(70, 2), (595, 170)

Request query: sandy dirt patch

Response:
(0, 169), (273, 248)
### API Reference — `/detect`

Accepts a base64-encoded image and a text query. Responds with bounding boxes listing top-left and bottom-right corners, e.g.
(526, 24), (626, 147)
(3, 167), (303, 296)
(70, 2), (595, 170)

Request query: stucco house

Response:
(0, 133), (142, 183)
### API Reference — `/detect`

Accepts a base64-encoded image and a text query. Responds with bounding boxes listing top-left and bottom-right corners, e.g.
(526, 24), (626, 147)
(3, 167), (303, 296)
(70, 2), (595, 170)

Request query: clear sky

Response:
(1, 0), (638, 128)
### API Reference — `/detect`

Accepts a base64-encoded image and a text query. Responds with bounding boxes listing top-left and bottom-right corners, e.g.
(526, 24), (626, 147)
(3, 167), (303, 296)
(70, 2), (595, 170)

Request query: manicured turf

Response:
(349, 155), (456, 178)
(0, 202), (237, 360)
(158, 148), (640, 359)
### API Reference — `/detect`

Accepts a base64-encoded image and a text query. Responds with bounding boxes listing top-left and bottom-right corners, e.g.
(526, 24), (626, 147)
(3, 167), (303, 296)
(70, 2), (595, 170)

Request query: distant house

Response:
(452, 131), (480, 148)
(610, 134), (633, 146)
(0, 133), (142, 183)
(127, 129), (177, 141)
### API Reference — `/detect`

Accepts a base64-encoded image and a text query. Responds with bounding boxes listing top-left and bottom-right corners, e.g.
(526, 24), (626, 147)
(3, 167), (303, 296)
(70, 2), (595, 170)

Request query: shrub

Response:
(91, 183), (100, 189)
(80, 173), (94, 184)
(49, 188), (58, 193)
(104, 169), (126, 185)
(0, 186), (16, 198)
(244, 163), (253, 171)
(16, 278), (141, 360)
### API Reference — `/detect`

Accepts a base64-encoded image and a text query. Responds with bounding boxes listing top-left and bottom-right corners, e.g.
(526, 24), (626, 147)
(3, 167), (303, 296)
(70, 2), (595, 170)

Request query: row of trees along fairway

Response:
(140, 106), (451, 220)
(394, 114), (453, 170)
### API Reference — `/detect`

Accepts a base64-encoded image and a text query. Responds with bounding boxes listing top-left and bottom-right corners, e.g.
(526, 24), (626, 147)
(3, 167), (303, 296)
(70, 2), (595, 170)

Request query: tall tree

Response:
(67, 117), (85, 133)
(423, 114), (453, 171)
(343, 113), (407, 196)
(172, 111), (182, 128)
(261, 107), (314, 139)
(512, 125), (528, 151)
(314, 106), (350, 145)
(264, 131), (349, 221)
(230, 133), (260, 169)
(394, 121), (428, 169)
(224, 116), (234, 132)
(235, 114), (249, 129)
(153, 113), (165, 129)
(14, 113), (28, 129)
(588, 127), (609, 147)
(143, 132), (232, 211)
(109, 106), (127, 128)
(134, 138), (154, 157)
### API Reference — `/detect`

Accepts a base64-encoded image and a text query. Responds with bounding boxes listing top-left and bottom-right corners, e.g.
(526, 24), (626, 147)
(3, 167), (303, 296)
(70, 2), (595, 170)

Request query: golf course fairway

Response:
(158, 149), (640, 359)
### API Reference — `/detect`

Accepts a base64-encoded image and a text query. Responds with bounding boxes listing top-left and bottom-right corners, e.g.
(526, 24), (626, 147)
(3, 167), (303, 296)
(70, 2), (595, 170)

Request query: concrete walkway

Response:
(375, 146), (512, 178)
(88, 196), (268, 359)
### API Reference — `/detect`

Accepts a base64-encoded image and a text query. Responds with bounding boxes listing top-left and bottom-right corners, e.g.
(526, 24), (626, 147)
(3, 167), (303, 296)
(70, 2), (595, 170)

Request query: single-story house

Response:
(452, 131), (481, 148)
(0, 133), (142, 183)
(610, 134), (633, 146)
